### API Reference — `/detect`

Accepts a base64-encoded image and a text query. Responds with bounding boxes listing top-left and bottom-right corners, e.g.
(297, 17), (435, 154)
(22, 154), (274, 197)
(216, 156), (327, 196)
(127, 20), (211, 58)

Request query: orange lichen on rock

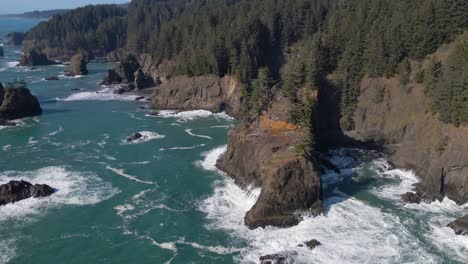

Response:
(259, 116), (299, 132)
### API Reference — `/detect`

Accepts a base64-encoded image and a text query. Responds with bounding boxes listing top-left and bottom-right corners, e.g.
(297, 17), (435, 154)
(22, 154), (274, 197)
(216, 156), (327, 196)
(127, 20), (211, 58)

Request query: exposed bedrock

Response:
(18, 49), (57, 66)
(151, 75), (242, 117)
(66, 53), (88, 76)
(350, 74), (467, 205)
(217, 95), (323, 229)
(0, 180), (55, 206)
(0, 84), (42, 120)
(447, 215), (468, 236)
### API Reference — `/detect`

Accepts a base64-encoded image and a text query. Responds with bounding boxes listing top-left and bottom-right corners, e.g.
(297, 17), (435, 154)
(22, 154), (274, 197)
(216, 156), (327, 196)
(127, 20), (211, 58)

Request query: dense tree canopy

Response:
(24, 0), (468, 126)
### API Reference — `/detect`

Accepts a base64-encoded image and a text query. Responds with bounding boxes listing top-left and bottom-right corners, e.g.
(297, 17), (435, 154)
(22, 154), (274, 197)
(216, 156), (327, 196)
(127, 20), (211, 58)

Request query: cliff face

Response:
(347, 44), (468, 204)
(151, 75), (242, 117)
(217, 95), (323, 229)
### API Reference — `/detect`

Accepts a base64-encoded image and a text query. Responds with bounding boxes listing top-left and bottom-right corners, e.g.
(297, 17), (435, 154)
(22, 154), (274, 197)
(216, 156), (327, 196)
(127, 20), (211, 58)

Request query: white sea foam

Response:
(6, 61), (19, 68)
(58, 88), (139, 101)
(105, 166), (155, 185)
(122, 131), (165, 144)
(185, 129), (212, 140)
(48, 126), (64, 136)
(195, 145), (227, 171)
(0, 239), (16, 264)
(0, 166), (119, 222)
(27, 137), (38, 144)
(58, 74), (84, 79)
(157, 110), (234, 122)
(165, 144), (206, 151)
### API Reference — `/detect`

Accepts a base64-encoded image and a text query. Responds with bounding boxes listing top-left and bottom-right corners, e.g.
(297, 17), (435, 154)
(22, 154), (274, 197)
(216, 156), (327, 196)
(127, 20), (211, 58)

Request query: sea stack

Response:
(67, 53), (88, 76)
(7, 32), (26, 46)
(19, 49), (57, 66)
(0, 180), (55, 206)
(0, 82), (42, 120)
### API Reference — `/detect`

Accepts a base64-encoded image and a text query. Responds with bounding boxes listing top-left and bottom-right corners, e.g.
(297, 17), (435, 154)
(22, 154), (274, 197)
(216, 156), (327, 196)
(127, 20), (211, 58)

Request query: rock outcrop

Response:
(134, 68), (155, 90)
(107, 48), (127, 62)
(447, 215), (468, 236)
(7, 32), (25, 45)
(100, 54), (140, 85)
(66, 53), (88, 76)
(0, 84), (42, 120)
(19, 49), (57, 66)
(0, 180), (55, 206)
(151, 75), (242, 117)
(217, 94), (323, 229)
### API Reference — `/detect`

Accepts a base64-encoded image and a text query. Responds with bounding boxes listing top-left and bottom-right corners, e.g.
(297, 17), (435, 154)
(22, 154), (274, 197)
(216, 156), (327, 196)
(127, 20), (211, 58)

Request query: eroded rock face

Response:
(0, 85), (42, 120)
(217, 95), (323, 229)
(134, 68), (155, 90)
(447, 215), (468, 236)
(7, 32), (25, 45)
(67, 53), (88, 76)
(351, 75), (468, 205)
(100, 54), (140, 85)
(0, 180), (55, 206)
(151, 75), (242, 117)
(19, 49), (57, 66)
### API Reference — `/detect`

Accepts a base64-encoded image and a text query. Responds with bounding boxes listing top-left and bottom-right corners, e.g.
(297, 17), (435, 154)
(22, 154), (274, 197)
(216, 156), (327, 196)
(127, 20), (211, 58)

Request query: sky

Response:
(0, 0), (129, 14)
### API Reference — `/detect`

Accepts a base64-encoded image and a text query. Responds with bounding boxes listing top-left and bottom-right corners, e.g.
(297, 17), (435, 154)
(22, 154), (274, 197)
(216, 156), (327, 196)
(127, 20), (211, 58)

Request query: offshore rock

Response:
(447, 215), (468, 236)
(127, 132), (142, 142)
(7, 32), (25, 45)
(19, 49), (57, 66)
(0, 180), (55, 206)
(66, 53), (88, 76)
(0, 85), (42, 120)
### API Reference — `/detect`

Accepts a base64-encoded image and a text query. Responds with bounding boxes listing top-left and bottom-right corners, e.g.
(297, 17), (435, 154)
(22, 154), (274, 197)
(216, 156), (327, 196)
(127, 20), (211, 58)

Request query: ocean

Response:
(0, 17), (466, 264)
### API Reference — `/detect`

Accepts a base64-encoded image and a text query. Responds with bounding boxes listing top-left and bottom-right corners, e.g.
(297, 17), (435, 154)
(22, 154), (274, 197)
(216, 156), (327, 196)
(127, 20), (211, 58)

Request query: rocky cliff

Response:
(0, 84), (42, 120)
(217, 94), (323, 229)
(346, 44), (468, 205)
(151, 75), (242, 117)
(7, 32), (25, 46)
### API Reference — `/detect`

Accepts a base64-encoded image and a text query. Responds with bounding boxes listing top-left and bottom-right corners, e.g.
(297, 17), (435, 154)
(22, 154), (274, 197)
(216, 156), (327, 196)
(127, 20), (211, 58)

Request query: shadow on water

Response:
(318, 148), (394, 214)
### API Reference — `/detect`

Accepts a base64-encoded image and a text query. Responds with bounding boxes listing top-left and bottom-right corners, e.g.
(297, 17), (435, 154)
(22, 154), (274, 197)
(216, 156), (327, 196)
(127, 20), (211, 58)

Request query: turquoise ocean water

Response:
(0, 17), (466, 264)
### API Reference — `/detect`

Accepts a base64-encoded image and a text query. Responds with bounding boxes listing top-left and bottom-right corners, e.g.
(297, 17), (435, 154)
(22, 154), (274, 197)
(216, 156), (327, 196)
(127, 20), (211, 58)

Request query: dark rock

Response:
(259, 253), (295, 264)
(305, 239), (322, 250)
(148, 112), (159, 116)
(0, 180), (55, 206)
(401, 192), (422, 204)
(19, 49), (57, 66)
(135, 96), (145, 101)
(319, 158), (341, 174)
(127, 132), (143, 142)
(71, 88), (82, 91)
(113, 85), (134, 95)
(447, 215), (468, 236)
(107, 48), (126, 62)
(134, 68), (155, 90)
(0, 119), (16, 126)
(0, 85), (42, 120)
(6, 32), (25, 45)
(138, 106), (146, 110)
(0, 45), (4, 57)
(45, 76), (59, 81)
(66, 53), (88, 76)
(101, 69), (123, 85)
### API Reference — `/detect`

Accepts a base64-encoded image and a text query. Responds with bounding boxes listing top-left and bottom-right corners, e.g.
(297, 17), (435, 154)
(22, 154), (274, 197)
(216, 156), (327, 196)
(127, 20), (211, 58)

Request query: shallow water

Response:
(0, 17), (467, 264)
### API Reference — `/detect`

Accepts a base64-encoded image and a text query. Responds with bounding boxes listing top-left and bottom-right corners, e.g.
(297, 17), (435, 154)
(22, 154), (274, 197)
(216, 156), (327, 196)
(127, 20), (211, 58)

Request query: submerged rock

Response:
(135, 96), (145, 101)
(66, 53), (88, 76)
(0, 180), (55, 206)
(401, 192), (422, 204)
(447, 215), (468, 236)
(19, 49), (57, 66)
(0, 84), (42, 120)
(45, 76), (59, 81)
(127, 132), (143, 142)
(113, 85), (134, 95)
(259, 253), (295, 264)
(305, 239), (322, 250)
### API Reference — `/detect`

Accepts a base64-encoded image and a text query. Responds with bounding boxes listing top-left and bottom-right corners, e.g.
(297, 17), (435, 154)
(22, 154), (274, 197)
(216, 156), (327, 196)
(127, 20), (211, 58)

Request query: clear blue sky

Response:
(1, 0), (129, 14)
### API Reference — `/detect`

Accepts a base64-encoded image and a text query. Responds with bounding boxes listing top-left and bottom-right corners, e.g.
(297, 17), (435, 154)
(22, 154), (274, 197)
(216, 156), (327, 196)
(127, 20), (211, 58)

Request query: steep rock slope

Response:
(217, 94), (323, 229)
(348, 43), (467, 204)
